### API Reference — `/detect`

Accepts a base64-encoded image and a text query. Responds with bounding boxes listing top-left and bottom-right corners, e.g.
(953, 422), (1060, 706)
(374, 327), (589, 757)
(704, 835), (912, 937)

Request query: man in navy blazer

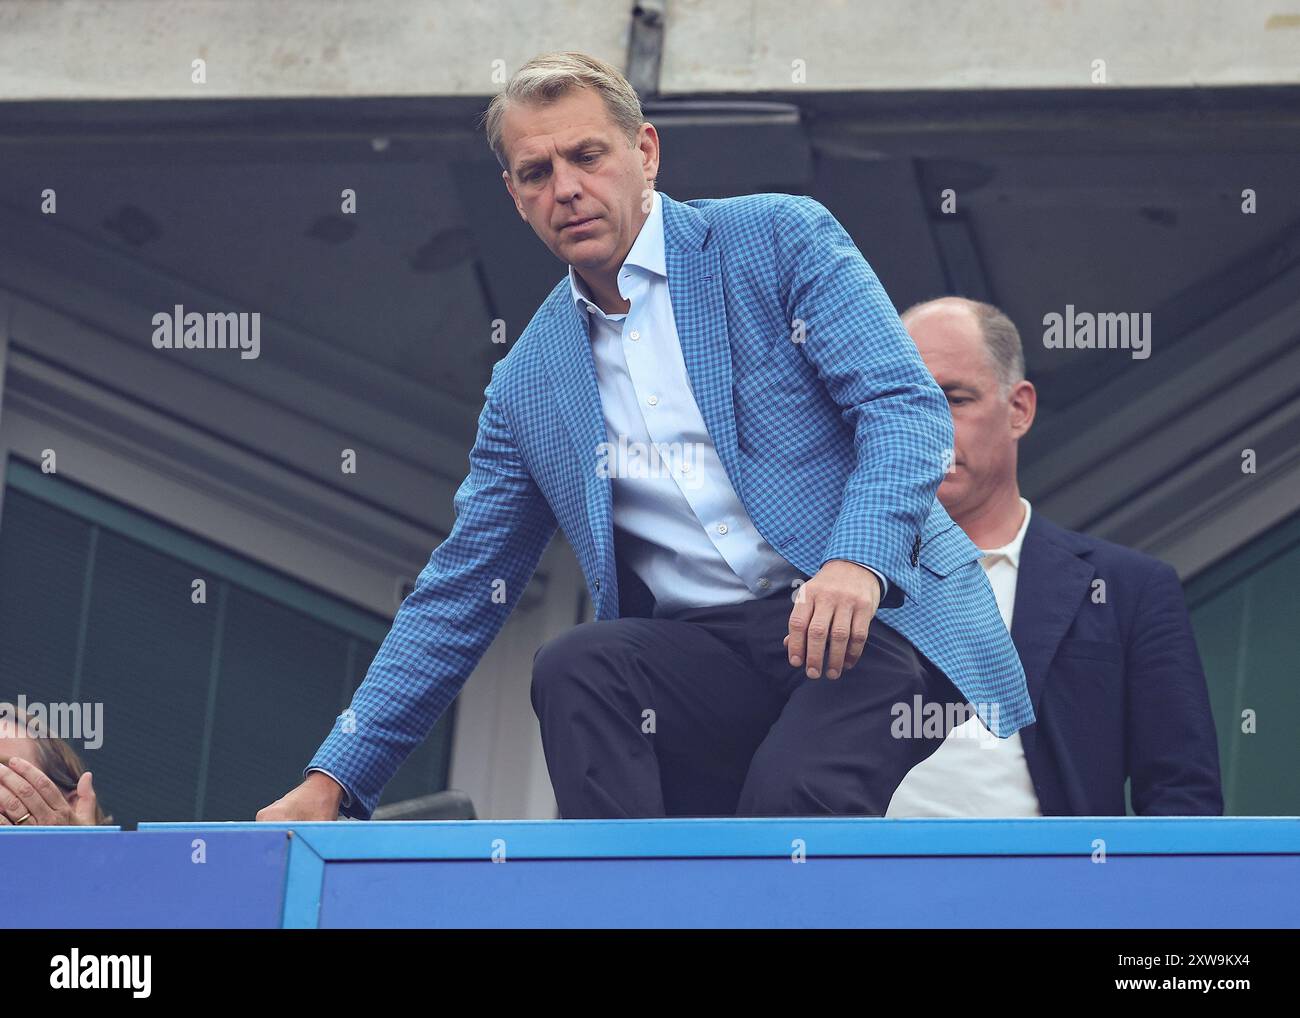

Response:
(887, 297), (1223, 816)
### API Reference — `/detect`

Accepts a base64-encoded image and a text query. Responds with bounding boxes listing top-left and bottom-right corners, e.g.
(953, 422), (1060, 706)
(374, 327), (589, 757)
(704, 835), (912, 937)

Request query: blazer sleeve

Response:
(1124, 560), (1225, 815)
(771, 195), (952, 606)
(305, 364), (558, 819)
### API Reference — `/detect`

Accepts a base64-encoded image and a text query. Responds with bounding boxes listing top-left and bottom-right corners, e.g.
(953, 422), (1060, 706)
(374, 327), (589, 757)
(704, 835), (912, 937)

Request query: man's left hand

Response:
(785, 560), (882, 679)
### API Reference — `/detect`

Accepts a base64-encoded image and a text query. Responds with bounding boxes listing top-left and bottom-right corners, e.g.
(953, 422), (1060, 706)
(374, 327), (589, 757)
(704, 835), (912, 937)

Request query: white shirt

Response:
(885, 496), (1042, 817)
(568, 189), (888, 617)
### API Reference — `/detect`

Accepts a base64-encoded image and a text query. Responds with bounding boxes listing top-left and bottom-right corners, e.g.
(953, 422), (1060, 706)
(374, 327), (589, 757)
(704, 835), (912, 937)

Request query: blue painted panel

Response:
(317, 854), (1300, 928)
(281, 831), (325, 929)
(1, 830), (289, 928)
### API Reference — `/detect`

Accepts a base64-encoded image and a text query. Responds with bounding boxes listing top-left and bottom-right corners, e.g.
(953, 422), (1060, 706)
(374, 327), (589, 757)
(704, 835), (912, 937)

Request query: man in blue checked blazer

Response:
(259, 52), (1033, 823)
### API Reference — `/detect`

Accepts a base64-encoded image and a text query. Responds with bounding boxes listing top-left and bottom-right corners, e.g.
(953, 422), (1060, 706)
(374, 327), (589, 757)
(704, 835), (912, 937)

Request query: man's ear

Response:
(1009, 380), (1037, 438)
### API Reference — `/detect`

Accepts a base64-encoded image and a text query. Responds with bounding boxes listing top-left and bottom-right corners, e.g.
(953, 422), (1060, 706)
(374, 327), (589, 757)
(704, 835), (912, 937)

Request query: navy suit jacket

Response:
(1012, 510), (1223, 815)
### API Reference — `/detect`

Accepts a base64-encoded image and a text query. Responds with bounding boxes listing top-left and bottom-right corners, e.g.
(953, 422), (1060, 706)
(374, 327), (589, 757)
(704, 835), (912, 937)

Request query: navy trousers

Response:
(530, 586), (968, 819)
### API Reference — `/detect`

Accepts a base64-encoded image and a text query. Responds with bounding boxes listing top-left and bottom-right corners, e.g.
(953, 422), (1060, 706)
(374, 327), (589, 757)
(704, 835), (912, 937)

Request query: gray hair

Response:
(480, 51), (645, 172)
(902, 297), (1025, 395)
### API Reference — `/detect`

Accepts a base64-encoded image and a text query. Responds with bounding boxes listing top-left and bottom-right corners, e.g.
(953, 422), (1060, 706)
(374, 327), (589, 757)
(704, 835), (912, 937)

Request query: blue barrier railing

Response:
(6, 817), (1298, 928)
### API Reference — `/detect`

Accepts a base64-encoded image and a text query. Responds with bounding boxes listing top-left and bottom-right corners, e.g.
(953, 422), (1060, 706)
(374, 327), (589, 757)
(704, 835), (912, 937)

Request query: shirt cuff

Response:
(305, 767), (353, 809)
(863, 566), (889, 601)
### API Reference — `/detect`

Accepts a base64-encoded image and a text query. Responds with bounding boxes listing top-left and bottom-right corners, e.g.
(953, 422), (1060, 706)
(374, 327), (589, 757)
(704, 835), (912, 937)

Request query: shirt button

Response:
(681, 462), (691, 472)
(757, 577), (771, 589)
(647, 394), (659, 407)
(585, 304), (595, 313)
(716, 523), (729, 536)
(629, 330), (640, 341)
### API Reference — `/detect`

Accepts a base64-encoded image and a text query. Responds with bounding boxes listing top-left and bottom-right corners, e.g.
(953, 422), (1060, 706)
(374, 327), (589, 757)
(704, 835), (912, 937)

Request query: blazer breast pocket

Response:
(1054, 637), (1123, 665)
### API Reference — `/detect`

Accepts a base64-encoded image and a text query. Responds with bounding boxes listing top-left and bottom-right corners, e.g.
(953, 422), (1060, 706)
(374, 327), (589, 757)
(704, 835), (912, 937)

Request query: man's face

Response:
(905, 303), (1034, 517)
(500, 87), (659, 276)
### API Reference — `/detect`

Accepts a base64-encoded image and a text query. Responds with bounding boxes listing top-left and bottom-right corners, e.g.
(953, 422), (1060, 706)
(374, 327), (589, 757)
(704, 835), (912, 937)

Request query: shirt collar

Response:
(569, 188), (666, 318)
(978, 497), (1033, 570)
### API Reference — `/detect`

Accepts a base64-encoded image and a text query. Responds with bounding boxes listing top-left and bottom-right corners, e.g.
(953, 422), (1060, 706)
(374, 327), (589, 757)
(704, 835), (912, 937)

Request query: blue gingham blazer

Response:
(310, 191), (1034, 818)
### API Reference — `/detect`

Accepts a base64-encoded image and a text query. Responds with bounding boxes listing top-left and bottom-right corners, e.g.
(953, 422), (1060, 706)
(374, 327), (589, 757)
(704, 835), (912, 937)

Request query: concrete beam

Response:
(1, 0), (1297, 102)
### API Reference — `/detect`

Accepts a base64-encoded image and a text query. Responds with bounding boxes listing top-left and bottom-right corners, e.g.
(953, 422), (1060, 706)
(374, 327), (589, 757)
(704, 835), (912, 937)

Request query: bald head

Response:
(902, 297), (1023, 395)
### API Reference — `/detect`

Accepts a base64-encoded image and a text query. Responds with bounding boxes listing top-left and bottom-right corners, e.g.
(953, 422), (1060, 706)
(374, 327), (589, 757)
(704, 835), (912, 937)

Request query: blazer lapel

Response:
(661, 195), (744, 496)
(1010, 512), (1095, 750)
(540, 300), (613, 590)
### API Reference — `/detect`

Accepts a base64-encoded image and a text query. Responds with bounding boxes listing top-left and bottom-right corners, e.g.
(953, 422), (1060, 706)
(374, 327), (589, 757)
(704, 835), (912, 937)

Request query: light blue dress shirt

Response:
(568, 188), (888, 618)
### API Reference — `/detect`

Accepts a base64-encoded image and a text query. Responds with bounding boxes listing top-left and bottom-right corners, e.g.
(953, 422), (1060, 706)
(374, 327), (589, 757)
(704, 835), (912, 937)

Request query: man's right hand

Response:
(256, 771), (344, 822)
